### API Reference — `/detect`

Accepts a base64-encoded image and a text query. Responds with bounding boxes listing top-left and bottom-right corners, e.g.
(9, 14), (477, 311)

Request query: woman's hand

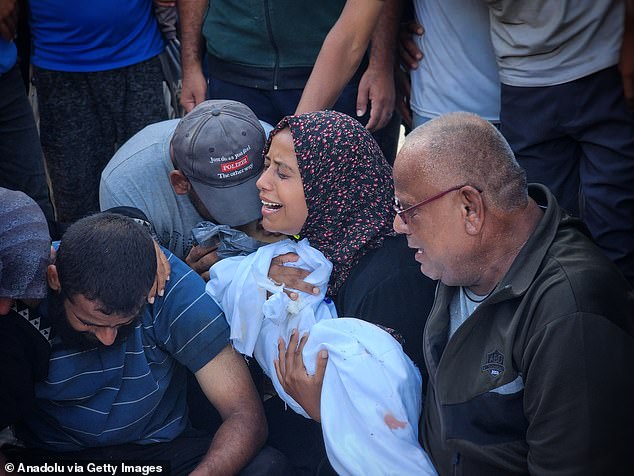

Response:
(274, 330), (328, 422)
(268, 253), (320, 300)
(148, 241), (170, 304)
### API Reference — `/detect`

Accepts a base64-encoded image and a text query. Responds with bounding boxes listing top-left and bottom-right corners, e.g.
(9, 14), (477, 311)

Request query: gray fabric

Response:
(191, 221), (267, 260)
(486, 0), (624, 86)
(0, 188), (50, 299)
(448, 287), (480, 338)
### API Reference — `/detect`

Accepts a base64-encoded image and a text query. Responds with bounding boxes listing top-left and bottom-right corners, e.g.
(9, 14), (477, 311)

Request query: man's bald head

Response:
(395, 112), (527, 211)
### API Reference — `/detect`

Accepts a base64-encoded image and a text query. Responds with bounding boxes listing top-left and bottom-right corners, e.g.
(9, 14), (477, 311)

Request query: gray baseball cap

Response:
(171, 100), (267, 226)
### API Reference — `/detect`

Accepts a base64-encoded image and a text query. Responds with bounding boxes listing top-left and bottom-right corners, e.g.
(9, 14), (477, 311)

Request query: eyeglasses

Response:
(393, 184), (476, 225)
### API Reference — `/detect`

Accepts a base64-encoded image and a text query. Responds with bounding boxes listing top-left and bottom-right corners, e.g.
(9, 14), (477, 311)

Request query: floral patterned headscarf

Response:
(265, 111), (396, 295)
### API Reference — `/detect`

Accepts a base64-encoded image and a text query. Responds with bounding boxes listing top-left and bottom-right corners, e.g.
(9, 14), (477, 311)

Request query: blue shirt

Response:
(19, 249), (229, 450)
(0, 39), (17, 74)
(29, 0), (164, 72)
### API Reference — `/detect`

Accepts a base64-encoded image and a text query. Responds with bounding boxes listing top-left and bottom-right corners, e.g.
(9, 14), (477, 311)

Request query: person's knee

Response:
(239, 445), (294, 476)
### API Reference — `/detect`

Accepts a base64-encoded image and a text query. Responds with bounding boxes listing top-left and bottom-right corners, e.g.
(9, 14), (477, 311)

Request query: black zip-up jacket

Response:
(421, 184), (634, 475)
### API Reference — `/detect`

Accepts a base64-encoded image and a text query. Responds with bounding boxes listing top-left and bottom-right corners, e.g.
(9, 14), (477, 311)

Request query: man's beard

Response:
(47, 290), (141, 350)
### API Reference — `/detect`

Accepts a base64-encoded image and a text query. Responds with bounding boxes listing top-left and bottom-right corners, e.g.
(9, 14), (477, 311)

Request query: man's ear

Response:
(47, 264), (61, 291)
(460, 187), (484, 235)
(169, 170), (192, 195)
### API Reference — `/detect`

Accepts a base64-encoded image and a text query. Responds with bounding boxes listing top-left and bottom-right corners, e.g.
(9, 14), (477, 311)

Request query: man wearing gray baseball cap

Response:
(100, 100), (278, 278)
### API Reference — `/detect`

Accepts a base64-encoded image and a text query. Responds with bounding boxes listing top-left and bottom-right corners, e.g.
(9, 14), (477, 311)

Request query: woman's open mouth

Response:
(261, 199), (283, 214)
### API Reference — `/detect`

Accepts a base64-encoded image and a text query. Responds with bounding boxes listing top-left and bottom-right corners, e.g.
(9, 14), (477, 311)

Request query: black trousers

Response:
(501, 66), (634, 286)
(0, 65), (54, 224)
(34, 55), (167, 224)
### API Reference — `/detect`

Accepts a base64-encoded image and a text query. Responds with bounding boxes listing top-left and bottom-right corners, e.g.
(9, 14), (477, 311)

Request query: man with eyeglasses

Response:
(393, 111), (634, 475)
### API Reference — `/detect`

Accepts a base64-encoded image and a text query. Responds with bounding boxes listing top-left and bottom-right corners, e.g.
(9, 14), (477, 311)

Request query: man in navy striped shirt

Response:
(1, 213), (289, 475)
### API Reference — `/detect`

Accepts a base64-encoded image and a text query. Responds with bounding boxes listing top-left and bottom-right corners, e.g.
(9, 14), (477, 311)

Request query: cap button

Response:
(211, 107), (221, 116)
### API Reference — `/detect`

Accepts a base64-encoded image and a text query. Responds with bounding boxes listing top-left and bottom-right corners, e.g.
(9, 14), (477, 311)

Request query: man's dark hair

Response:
(56, 213), (157, 316)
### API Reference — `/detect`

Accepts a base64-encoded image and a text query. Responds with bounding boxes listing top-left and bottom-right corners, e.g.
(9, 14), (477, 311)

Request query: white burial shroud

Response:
(206, 238), (437, 476)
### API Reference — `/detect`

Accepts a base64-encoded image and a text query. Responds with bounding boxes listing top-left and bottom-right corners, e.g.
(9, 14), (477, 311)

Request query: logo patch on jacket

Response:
(482, 349), (505, 376)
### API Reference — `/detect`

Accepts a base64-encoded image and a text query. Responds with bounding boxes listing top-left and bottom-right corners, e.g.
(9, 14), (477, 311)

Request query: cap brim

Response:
(189, 174), (262, 227)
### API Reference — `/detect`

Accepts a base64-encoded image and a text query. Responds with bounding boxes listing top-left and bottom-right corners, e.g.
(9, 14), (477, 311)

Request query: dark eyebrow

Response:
(75, 314), (137, 329)
(271, 158), (295, 174)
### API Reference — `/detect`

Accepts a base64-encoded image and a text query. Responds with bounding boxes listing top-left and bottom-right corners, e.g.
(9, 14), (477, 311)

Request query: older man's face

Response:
(393, 165), (472, 286)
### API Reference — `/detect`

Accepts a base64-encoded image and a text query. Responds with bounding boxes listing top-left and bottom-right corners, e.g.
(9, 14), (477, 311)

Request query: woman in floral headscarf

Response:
(257, 110), (436, 370)
(256, 111), (437, 475)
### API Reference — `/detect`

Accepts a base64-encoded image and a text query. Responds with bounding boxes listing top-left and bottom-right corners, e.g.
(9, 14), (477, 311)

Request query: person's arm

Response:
(523, 314), (634, 474)
(356, 0), (402, 131)
(395, 2), (424, 128)
(188, 345), (267, 476)
(178, 0), (209, 113)
(0, 0), (18, 41)
(620, 0), (634, 110)
(295, 0), (384, 115)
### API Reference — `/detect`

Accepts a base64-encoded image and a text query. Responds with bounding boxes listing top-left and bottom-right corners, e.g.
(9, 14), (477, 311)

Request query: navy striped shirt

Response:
(19, 249), (229, 451)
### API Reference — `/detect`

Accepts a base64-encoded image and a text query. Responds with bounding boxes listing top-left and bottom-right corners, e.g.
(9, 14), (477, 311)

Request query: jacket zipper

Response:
(452, 452), (461, 476)
(263, 0), (280, 90)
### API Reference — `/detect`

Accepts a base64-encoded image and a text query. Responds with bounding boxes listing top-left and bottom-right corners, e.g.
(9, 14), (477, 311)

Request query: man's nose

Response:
(393, 213), (408, 234)
(95, 327), (118, 346)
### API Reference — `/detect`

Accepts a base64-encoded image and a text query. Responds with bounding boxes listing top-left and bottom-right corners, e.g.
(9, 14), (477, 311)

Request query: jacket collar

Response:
(491, 184), (561, 300)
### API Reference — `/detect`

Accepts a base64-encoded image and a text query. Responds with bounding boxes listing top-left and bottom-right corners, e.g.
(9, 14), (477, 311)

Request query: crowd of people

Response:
(1, 0), (634, 475)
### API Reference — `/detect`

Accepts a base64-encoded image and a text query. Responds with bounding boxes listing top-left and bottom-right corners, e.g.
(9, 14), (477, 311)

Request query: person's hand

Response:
(180, 69), (208, 113)
(148, 241), (171, 304)
(185, 244), (219, 282)
(268, 252), (320, 300)
(395, 67), (413, 129)
(357, 67), (396, 132)
(399, 21), (424, 71)
(274, 329), (328, 422)
(0, 0), (18, 41)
